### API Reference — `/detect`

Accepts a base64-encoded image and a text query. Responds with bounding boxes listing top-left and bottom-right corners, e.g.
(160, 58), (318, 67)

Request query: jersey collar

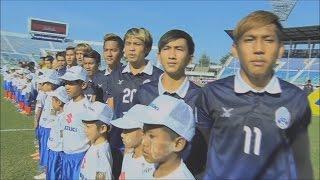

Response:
(122, 60), (153, 75)
(158, 73), (190, 98)
(104, 69), (111, 75)
(234, 70), (282, 94)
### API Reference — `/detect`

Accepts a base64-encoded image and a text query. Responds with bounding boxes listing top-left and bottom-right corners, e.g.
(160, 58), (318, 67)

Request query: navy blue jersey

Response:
(196, 76), (311, 179)
(106, 61), (163, 149)
(101, 63), (123, 102)
(83, 71), (105, 102)
(56, 67), (66, 77)
(133, 78), (207, 175)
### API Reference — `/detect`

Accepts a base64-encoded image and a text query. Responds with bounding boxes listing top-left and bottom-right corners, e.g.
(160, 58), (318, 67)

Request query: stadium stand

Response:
(221, 25), (320, 87)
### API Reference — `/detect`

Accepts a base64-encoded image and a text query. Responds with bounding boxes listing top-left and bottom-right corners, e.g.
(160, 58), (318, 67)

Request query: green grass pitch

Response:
(0, 78), (319, 179)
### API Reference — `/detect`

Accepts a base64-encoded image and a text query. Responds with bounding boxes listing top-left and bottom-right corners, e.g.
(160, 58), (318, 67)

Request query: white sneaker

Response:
(33, 172), (46, 179)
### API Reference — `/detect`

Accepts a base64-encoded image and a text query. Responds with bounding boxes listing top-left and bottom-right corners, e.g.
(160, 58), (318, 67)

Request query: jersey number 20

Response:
(122, 88), (137, 103)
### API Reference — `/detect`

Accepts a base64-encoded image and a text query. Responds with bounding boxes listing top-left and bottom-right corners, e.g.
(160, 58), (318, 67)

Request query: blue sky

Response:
(1, 0), (319, 63)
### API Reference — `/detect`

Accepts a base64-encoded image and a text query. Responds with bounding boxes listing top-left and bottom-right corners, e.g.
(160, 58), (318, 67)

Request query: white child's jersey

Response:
(35, 91), (47, 117)
(119, 152), (155, 180)
(39, 93), (55, 128)
(6, 73), (13, 82)
(47, 112), (64, 152)
(17, 78), (27, 90)
(157, 160), (195, 180)
(79, 141), (113, 180)
(62, 97), (90, 154)
(21, 82), (32, 95)
(12, 77), (18, 87)
(3, 71), (9, 81)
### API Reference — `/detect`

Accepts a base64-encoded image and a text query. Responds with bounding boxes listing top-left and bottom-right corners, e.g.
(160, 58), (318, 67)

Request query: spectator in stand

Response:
(303, 79), (314, 95)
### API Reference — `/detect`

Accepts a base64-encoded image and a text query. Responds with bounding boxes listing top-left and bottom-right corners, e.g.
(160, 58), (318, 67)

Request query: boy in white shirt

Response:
(140, 95), (195, 180)
(34, 69), (61, 179)
(46, 86), (70, 180)
(59, 66), (91, 180)
(111, 105), (155, 180)
(79, 101), (113, 180)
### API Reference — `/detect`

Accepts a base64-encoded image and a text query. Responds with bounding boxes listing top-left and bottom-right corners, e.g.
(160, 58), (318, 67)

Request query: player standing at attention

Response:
(196, 10), (313, 179)
(102, 33), (124, 102)
(82, 50), (105, 102)
(133, 29), (206, 177)
(105, 27), (162, 178)
(55, 51), (67, 76)
(65, 46), (77, 68)
(75, 43), (92, 67)
(103, 33), (124, 76)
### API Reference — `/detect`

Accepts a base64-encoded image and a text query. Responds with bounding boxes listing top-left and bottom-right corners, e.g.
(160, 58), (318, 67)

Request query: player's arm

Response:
(290, 103), (313, 179)
(195, 89), (214, 146)
(34, 107), (42, 129)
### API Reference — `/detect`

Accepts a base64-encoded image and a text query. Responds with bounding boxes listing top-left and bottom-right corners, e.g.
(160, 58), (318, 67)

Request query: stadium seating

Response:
(219, 56), (319, 86)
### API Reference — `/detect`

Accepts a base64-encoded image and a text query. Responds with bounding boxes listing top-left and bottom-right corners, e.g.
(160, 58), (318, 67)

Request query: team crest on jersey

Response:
(118, 80), (124, 85)
(143, 79), (151, 84)
(275, 106), (291, 129)
(66, 113), (73, 124)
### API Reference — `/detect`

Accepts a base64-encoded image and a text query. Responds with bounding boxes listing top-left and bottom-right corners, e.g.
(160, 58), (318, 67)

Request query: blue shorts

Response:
(35, 127), (39, 140)
(38, 126), (50, 167)
(47, 150), (62, 180)
(61, 151), (86, 180)
(3, 80), (7, 90)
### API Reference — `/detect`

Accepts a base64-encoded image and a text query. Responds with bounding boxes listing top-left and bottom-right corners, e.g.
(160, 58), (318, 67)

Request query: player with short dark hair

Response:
(55, 51), (67, 76)
(65, 46), (77, 68)
(82, 50), (104, 102)
(133, 29), (206, 176)
(103, 33), (124, 76)
(196, 10), (313, 179)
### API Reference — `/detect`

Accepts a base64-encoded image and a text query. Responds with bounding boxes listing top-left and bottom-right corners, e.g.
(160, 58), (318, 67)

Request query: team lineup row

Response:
(2, 10), (314, 180)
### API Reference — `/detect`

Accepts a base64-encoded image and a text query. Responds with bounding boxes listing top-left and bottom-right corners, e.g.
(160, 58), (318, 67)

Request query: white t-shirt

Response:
(119, 152), (155, 180)
(62, 97), (90, 154)
(21, 82), (32, 95)
(39, 93), (55, 128)
(47, 112), (64, 152)
(35, 91), (46, 114)
(157, 160), (195, 180)
(79, 141), (113, 180)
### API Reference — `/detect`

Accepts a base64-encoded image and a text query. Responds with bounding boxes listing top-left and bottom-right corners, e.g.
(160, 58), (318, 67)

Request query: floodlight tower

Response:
(269, 0), (298, 80)
(269, 0), (297, 22)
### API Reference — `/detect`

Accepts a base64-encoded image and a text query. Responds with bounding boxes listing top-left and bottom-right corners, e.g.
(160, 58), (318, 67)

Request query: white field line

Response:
(0, 128), (33, 132)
